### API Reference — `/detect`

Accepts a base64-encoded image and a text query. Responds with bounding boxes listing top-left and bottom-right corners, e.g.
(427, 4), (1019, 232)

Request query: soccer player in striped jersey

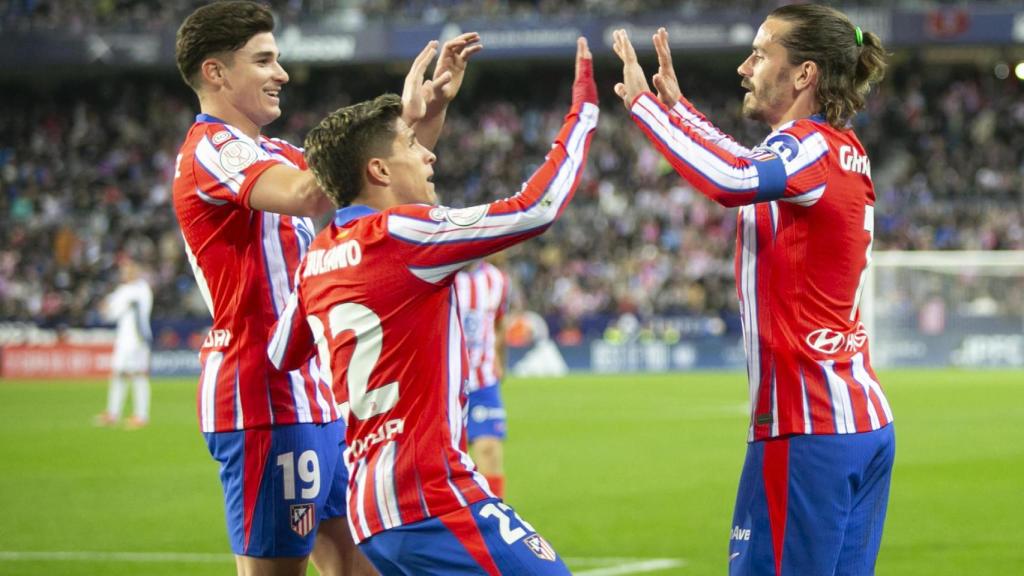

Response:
(173, 2), (478, 574)
(613, 5), (894, 575)
(268, 38), (598, 575)
(454, 257), (510, 498)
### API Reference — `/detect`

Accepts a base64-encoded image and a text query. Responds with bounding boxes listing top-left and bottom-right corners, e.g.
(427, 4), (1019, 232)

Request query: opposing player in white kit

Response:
(95, 255), (153, 429)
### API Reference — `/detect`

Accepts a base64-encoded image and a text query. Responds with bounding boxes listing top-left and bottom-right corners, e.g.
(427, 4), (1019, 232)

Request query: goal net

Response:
(862, 251), (1024, 368)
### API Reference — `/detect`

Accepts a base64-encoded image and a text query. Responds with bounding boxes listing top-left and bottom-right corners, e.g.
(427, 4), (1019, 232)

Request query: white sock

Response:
(132, 375), (151, 421)
(106, 374), (128, 419)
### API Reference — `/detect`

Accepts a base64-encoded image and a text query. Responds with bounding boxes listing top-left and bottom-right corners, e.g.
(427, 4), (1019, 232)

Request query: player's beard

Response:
(741, 68), (790, 123)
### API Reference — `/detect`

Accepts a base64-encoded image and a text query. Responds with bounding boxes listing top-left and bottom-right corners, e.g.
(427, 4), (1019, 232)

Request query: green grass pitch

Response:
(0, 370), (1022, 575)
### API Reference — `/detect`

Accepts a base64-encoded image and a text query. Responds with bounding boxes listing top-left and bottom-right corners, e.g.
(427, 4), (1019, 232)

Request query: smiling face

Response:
(216, 31), (289, 130)
(737, 18), (796, 126)
(384, 118), (438, 206)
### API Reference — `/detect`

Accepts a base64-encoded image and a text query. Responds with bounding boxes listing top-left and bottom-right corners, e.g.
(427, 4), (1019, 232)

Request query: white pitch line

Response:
(573, 558), (687, 575)
(0, 551), (232, 563)
(0, 551), (687, 574)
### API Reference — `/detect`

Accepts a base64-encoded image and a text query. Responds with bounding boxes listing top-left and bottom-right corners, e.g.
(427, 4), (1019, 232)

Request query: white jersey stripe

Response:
(352, 459), (371, 542)
(262, 212), (313, 423)
(799, 368), (813, 434)
(780, 184), (826, 207)
(409, 260), (473, 285)
(387, 104), (598, 248)
(444, 289), (473, 506)
(770, 365), (779, 438)
(200, 351), (224, 433)
(195, 187), (229, 206)
(671, 101), (753, 157)
(309, 357), (331, 422)
(853, 352), (893, 423)
(268, 290), (300, 368)
(851, 354), (881, 430)
(194, 136), (244, 195)
(446, 289), (463, 448)
(634, 96), (761, 192)
(182, 236), (215, 317)
(821, 360), (856, 434)
(234, 369), (244, 430)
(740, 206), (761, 440)
(374, 442), (402, 530)
(261, 212), (289, 316)
(288, 371), (312, 424)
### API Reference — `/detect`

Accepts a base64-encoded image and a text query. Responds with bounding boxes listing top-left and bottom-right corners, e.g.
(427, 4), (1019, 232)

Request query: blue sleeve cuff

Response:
(751, 156), (788, 202)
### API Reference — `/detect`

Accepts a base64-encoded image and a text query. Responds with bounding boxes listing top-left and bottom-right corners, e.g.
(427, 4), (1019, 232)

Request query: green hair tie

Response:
(854, 26), (864, 46)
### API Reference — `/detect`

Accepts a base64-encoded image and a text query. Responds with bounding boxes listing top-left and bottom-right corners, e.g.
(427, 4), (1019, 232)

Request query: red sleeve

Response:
(382, 102), (600, 285)
(630, 92), (829, 207)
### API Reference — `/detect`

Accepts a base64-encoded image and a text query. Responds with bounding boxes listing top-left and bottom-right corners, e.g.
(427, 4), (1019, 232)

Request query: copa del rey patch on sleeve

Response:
(218, 139), (259, 174)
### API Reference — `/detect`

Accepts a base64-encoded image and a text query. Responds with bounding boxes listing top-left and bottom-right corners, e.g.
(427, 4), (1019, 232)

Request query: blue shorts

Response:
(467, 385), (507, 442)
(729, 424), (895, 576)
(359, 498), (569, 575)
(205, 419), (348, 557)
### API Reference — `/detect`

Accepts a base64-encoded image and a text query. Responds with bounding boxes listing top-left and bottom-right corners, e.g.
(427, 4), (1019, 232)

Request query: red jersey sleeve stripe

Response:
(671, 97), (753, 156)
(631, 94), (764, 206)
(385, 102), (597, 279)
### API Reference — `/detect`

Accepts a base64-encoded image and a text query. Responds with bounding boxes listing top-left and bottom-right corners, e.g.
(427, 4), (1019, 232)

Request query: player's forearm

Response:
(249, 167), (335, 218)
(411, 106), (447, 151)
(630, 92), (759, 208)
(492, 101), (599, 232)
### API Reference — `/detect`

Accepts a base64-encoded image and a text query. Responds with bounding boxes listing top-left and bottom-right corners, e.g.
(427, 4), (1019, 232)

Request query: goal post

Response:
(863, 251), (1024, 368)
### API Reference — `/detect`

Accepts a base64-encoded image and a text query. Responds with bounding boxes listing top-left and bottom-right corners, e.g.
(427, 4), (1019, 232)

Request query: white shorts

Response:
(111, 342), (151, 373)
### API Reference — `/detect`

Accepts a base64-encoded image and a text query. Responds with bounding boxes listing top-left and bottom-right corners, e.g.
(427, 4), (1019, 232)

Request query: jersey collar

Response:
(196, 113), (227, 124)
(334, 204), (378, 226)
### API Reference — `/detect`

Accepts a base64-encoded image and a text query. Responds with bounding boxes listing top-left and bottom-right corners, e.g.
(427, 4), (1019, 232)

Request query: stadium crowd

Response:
(7, 0), (1022, 31)
(1, 57), (1021, 340)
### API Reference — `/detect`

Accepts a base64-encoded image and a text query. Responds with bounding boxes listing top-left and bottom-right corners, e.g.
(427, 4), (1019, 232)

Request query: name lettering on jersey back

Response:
(202, 329), (232, 348)
(348, 417), (404, 460)
(303, 240), (363, 278)
(839, 146), (871, 177)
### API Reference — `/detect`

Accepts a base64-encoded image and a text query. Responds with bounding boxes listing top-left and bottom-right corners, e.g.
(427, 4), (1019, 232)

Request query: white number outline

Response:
(308, 303), (399, 420)
(850, 205), (874, 321)
(275, 450), (321, 500)
(479, 502), (537, 545)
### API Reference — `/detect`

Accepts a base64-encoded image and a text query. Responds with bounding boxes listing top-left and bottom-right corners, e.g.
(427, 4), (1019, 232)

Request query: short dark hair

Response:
(175, 1), (275, 91)
(304, 94), (404, 208)
(769, 4), (888, 129)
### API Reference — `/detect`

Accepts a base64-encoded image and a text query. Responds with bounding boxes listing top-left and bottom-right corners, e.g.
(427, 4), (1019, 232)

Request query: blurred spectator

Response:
(0, 53), (1021, 340)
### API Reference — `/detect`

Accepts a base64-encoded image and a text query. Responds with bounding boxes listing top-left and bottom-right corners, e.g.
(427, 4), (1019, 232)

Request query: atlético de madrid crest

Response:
(290, 503), (315, 537)
(523, 533), (557, 562)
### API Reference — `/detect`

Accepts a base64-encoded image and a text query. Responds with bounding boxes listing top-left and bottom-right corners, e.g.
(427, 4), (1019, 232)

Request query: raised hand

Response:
(401, 40), (439, 127)
(427, 32), (483, 115)
(611, 29), (651, 109)
(652, 27), (682, 109)
(573, 37), (597, 107)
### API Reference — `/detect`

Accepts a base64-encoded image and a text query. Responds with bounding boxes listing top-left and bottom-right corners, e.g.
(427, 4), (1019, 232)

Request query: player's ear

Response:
(794, 60), (817, 91)
(366, 158), (390, 186)
(200, 57), (227, 88)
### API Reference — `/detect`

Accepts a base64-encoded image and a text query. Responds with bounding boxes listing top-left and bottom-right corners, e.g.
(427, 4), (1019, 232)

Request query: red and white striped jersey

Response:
(268, 101), (598, 542)
(454, 262), (508, 393)
(173, 114), (339, 433)
(630, 92), (893, 442)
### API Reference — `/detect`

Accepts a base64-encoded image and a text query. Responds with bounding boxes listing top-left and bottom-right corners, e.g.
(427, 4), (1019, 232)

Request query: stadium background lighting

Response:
(1015, 61), (1024, 80)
